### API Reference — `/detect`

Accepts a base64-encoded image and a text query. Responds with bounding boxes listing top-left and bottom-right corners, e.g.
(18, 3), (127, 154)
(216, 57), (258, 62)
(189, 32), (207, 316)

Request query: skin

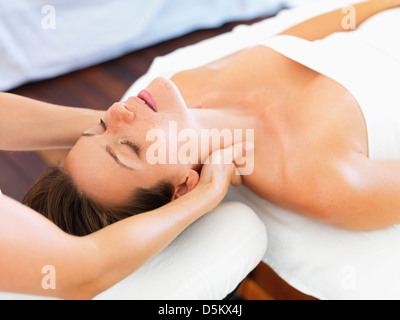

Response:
(65, 79), (201, 206)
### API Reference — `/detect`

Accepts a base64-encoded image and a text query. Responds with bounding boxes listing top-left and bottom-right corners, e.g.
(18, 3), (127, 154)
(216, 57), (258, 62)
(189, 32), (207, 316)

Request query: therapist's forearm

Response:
(0, 182), (221, 299)
(85, 182), (221, 298)
(0, 92), (104, 151)
(279, 0), (398, 41)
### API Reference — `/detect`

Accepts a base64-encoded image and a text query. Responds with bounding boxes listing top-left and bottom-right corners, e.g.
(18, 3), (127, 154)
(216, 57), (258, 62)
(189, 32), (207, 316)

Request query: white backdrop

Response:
(0, 0), (290, 91)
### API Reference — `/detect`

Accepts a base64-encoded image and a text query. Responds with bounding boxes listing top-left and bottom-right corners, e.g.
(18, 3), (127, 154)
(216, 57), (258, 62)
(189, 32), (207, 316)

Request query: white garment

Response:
(258, 9), (400, 161)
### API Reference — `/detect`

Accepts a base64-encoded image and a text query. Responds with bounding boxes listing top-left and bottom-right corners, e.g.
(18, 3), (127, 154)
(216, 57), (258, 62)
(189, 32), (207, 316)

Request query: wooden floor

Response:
(1, 14), (316, 300)
(236, 262), (317, 300)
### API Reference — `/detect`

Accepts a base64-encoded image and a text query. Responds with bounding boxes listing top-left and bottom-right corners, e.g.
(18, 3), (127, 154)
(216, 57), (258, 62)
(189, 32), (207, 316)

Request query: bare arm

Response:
(296, 154), (400, 231)
(0, 184), (218, 299)
(332, 158), (400, 231)
(279, 0), (400, 41)
(0, 92), (104, 151)
(0, 143), (247, 299)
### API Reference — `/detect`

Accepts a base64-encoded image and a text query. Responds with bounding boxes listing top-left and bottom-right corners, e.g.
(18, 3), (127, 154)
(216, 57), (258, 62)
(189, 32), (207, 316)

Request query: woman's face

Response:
(65, 77), (199, 206)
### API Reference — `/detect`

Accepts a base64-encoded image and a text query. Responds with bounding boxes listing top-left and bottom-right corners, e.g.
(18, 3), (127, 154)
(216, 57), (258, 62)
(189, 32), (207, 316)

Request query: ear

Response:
(172, 169), (200, 200)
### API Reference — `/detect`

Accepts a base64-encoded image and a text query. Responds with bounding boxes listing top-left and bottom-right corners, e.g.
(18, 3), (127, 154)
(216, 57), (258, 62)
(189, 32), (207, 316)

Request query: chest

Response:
(247, 75), (369, 203)
(172, 45), (369, 201)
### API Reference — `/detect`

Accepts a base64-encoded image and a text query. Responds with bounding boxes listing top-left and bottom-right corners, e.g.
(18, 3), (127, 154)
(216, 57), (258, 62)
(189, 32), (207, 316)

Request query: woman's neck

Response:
(188, 105), (257, 165)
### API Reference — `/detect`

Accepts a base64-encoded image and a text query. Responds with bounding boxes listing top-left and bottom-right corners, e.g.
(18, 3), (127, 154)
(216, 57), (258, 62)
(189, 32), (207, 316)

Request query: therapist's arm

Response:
(0, 92), (104, 151)
(0, 144), (247, 299)
(279, 0), (400, 41)
(0, 185), (218, 299)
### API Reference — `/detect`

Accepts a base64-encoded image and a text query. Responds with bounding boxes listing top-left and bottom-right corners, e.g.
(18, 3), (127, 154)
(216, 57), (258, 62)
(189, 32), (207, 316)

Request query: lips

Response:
(138, 90), (157, 112)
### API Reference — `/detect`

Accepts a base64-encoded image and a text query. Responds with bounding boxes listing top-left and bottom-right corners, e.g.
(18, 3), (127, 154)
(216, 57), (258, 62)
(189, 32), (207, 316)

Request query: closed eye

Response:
(100, 119), (140, 157)
(100, 119), (107, 130)
(81, 119), (107, 137)
(80, 119), (137, 170)
(121, 140), (140, 157)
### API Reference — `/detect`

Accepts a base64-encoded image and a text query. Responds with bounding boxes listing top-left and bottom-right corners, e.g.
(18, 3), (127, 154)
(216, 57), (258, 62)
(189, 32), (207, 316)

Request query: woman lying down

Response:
(26, 0), (400, 233)
(1, 0), (400, 299)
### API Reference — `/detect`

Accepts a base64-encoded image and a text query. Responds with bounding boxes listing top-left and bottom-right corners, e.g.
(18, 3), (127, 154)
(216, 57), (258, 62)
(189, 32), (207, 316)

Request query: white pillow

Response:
(94, 202), (267, 300)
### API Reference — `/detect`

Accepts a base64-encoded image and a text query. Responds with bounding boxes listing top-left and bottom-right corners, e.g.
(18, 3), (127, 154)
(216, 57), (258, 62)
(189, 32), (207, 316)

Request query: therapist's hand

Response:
(197, 142), (253, 201)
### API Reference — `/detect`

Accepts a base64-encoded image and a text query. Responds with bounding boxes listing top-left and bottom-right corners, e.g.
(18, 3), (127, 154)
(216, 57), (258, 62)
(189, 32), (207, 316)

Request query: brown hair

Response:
(23, 166), (175, 236)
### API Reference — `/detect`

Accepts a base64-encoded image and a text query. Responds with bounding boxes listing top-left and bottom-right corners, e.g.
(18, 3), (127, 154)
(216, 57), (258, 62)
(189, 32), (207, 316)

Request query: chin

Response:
(148, 77), (188, 113)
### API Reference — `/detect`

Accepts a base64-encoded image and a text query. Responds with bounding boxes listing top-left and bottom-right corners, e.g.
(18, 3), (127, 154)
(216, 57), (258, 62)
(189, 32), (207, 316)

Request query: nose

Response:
(109, 102), (135, 124)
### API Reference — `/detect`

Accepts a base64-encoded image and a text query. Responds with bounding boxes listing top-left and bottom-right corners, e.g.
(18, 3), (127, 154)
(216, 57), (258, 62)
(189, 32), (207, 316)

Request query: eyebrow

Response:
(81, 132), (135, 171)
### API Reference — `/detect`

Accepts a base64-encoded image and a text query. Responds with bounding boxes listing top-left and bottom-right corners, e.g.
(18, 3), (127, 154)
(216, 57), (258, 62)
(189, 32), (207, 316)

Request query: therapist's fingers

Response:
(227, 142), (254, 186)
(200, 142), (252, 188)
(223, 142), (243, 186)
